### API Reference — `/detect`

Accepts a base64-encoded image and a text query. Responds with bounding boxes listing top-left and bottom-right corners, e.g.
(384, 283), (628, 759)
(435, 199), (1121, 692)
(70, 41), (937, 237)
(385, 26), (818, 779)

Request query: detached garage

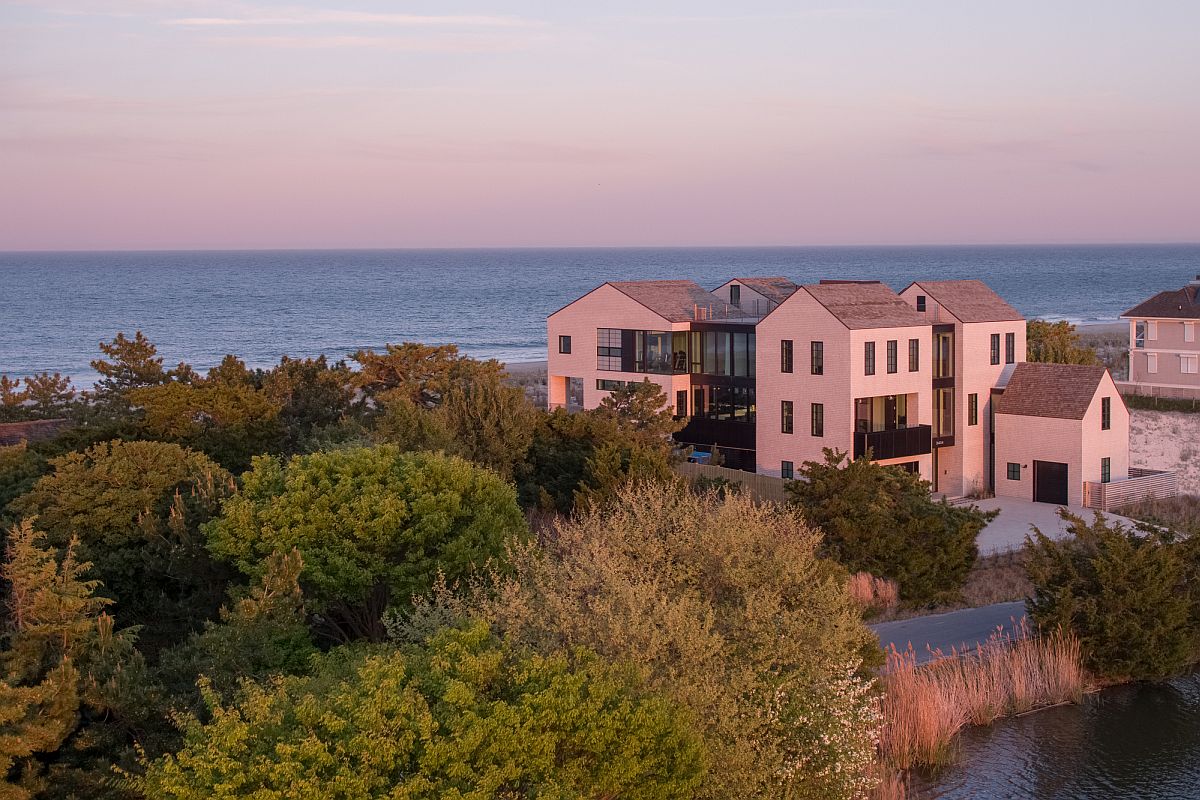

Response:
(993, 363), (1129, 508)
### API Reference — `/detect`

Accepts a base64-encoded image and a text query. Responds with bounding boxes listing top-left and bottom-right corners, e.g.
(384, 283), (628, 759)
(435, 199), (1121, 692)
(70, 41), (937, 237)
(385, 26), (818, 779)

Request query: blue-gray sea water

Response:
(2, 245), (1197, 384)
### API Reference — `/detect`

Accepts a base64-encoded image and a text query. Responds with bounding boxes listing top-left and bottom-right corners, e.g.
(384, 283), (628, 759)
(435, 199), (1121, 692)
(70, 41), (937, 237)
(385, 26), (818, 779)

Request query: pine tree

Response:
(90, 330), (166, 397)
(20, 373), (75, 420)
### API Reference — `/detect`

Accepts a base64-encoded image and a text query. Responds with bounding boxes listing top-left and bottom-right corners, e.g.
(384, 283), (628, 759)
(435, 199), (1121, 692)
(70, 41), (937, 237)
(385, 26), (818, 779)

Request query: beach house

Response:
(547, 275), (1138, 505)
(1121, 276), (1200, 399)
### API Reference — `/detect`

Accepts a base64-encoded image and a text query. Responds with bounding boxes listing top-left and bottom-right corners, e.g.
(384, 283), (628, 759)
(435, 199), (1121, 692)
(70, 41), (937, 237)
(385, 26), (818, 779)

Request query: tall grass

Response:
(878, 624), (1086, 771)
(848, 571), (900, 617)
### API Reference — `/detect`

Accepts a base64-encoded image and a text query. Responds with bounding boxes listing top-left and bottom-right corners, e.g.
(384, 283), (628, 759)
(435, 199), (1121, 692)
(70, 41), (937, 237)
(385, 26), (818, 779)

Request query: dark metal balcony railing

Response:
(853, 424), (933, 461)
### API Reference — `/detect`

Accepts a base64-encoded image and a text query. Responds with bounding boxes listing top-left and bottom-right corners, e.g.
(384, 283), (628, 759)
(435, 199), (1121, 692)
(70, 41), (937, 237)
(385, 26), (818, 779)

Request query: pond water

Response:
(913, 673), (1200, 799)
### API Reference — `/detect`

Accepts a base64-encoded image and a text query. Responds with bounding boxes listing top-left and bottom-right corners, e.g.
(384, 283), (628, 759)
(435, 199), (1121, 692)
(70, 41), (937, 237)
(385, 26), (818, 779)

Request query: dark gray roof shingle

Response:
(1123, 285), (1200, 320)
(803, 282), (928, 329)
(996, 363), (1109, 420)
(911, 279), (1024, 322)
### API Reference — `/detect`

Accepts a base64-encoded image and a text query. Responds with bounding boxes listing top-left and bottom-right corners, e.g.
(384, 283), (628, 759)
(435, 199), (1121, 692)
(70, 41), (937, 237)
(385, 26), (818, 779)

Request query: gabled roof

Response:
(607, 280), (758, 323)
(995, 363), (1109, 420)
(908, 279), (1023, 323)
(1123, 285), (1200, 320)
(726, 277), (799, 304)
(0, 418), (72, 447)
(802, 282), (927, 330)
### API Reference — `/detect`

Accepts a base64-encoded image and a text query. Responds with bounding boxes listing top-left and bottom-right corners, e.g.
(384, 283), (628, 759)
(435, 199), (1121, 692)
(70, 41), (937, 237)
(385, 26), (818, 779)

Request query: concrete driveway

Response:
(967, 496), (1135, 555)
(871, 601), (1027, 663)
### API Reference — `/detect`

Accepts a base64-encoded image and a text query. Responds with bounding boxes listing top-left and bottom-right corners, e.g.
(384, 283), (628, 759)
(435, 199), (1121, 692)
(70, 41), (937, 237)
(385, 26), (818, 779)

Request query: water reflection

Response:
(914, 673), (1200, 799)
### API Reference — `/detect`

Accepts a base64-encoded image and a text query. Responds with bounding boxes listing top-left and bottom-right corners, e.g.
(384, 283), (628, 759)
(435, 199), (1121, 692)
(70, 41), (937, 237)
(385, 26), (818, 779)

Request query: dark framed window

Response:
(811, 341), (824, 375)
(781, 460), (793, 480)
(908, 338), (919, 372)
(781, 401), (794, 434)
(1005, 332), (1016, 364)
(558, 335), (571, 354)
(990, 333), (1000, 366)
(597, 328), (622, 371)
(596, 379), (626, 391)
(676, 390), (687, 418)
(916, 295), (926, 312)
(781, 339), (794, 373)
(886, 340), (898, 374)
(811, 403), (824, 437)
(864, 341), (875, 375)
(1007, 462), (1021, 481)
(1101, 457), (1111, 483)
(968, 393), (978, 426)
(729, 284), (741, 307)
(1101, 397), (1111, 430)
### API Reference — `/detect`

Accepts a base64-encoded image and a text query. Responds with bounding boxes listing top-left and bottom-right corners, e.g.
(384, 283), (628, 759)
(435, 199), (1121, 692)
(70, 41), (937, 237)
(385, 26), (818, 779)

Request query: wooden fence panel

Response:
(1083, 468), (1177, 511)
(674, 462), (790, 504)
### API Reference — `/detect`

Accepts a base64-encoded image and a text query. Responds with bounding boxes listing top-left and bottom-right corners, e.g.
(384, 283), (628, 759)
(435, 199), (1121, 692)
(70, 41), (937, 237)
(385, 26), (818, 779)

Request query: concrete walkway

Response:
(968, 496), (1134, 555)
(870, 601), (1027, 663)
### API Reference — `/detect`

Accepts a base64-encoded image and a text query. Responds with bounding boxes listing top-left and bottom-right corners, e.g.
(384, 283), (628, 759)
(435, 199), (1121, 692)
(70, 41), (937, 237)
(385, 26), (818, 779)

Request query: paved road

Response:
(870, 601), (1027, 663)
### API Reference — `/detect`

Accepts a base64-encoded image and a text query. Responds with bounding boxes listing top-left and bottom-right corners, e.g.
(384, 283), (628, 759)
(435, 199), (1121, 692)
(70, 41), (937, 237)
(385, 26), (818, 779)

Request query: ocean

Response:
(2, 244), (1197, 386)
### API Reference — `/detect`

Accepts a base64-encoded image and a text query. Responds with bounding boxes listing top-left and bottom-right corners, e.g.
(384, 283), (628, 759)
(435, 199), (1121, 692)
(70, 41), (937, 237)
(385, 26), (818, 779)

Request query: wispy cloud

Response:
(203, 32), (543, 52)
(165, 11), (544, 28)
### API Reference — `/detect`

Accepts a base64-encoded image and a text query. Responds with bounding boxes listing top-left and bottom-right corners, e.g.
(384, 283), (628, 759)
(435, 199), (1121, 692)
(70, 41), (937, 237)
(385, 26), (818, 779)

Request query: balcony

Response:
(853, 425), (932, 461)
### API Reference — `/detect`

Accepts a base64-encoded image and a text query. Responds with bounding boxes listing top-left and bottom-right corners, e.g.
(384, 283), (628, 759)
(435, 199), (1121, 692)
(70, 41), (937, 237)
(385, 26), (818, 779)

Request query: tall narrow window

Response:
(781, 460), (794, 480)
(1135, 322), (1146, 349)
(811, 341), (824, 375)
(781, 401), (794, 434)
(1101, 397), (1111, 430)
(908, 338), (919, 372)
(990, 333), (1000, 365)
(1148, 353), (1159, 374)
(1187, 322), (1196, 343)
(811, 403), (824, 437)
(1101, 457), (1111, 484)
(968, 393), (978, 426)
(1005, 332), (1016, 364)
(1148, 321), (1158, 340)
(887, 340), (898, 374)
(864, 342), (876, 376)
(781, 339), (794, 373)
(676, 390), (687, 418)
(596, 328), (622, 370)
(916, 295), (926, 312)
(729, 284), (741, 307)
(558, 335), (571, 354)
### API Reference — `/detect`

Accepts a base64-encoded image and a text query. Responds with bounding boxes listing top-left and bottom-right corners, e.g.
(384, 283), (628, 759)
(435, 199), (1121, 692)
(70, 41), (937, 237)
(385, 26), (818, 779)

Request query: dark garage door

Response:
(1033, 460), (1069, 505)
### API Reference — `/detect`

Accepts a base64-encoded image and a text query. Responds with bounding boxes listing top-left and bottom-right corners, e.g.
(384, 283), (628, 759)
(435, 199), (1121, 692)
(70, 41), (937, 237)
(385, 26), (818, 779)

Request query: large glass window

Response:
(935, 332), (954, 378)
(935, 388), (954, 436)
(887, 340), (898, 374)
(693, 386), (755, 423)
(781, 340), (793, 373)
(854, 395), (909, 433)
(811, 341), (824, 375)
(733, 332), (749, 378)
(637, 330), (673, 374)
(597, 328), (622, 371)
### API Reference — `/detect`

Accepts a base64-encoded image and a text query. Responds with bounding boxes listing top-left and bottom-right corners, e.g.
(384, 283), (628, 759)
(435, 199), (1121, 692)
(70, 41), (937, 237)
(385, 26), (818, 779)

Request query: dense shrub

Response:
(141, 622), (705, 800)
(1026, 511), (1197, 681)
(789, 450), (993, 607)
(397, 484), (881, 800)
(10, 440), (234, 650)
(205, 447), (526, 640)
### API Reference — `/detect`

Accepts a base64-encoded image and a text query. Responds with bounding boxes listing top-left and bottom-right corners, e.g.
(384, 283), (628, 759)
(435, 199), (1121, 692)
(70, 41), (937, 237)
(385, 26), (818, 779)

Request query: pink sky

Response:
(2, 1), (1198, 249)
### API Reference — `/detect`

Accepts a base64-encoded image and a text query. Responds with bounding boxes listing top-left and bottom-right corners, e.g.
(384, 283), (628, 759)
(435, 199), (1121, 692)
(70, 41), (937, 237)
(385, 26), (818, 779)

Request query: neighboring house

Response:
(993, 363), (1129, 508)
(547, 275), (1141, 506)
(898, 280), (1026, 497)
(1121, 276), (1200, 399)
(0, 418), (72, 446)
(756, 281), (933, 481)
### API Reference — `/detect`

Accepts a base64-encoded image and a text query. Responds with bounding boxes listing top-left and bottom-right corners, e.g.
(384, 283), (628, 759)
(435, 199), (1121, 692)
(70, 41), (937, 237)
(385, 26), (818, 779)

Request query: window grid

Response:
(990, 333), (1000, 365)
(811, 341), (824, 375)
(781, 401), (794, 434)
(887, 340), (898, 374)
(781, 460), (794, 480)
(1007, 462), (1021, 481)
(1005, 332), (1016, 364)
(864, 341), (875, 376)
(781, 339), (794, 373)
(811, 403), (824, 437)
(1101, 457), (1111, 484)
(596, 328), (623, 371)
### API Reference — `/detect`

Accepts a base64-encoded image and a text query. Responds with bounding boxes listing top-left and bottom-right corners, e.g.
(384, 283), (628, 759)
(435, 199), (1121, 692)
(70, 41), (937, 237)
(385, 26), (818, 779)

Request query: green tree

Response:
(598, 378), (684, 439)
(91, 331), (167, 397)
(0, 444), (46, 522)
(130, 381), (284, 471)
(1026, 320), (1100, 365)
(141, 621), (704, 800)
(433, 375), (537, 479)
(262, 355), (354, 448)
(1026, 511), (1196, 680)
(352, 342), (504, 406)
(789, 449), (993, 607)
(0, 376), (26, 422)
(398, 485), (881, 800)
(20, 373), (75, 419)
(205, 354), (257, 387)
(158, 549), (315, 709)
(0, 521), (152, 799)
(10, 440), (235, 651)
(205, 447), (526, 641)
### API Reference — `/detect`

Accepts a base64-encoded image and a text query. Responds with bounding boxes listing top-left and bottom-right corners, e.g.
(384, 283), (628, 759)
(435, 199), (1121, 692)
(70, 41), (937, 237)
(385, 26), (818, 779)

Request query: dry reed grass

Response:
(849, 571), (900, 617)
(878, 623), (1086, 771)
